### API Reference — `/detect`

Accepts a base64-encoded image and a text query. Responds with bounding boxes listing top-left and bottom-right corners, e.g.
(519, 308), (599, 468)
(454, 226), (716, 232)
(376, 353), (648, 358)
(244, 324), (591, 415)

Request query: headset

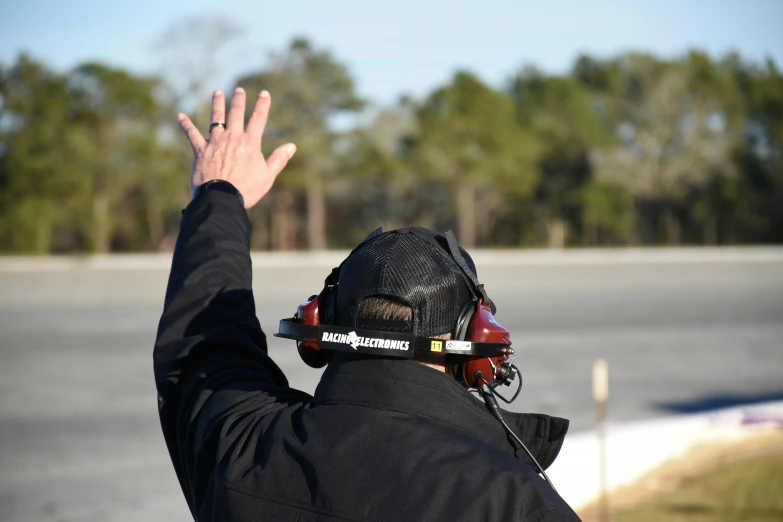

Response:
(275, 226), (519, 394)
(275, 227), (556, 491)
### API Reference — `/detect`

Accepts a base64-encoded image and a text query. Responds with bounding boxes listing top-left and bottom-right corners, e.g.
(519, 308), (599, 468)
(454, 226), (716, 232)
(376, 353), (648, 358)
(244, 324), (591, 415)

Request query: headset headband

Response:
(276, 320), (512, 358)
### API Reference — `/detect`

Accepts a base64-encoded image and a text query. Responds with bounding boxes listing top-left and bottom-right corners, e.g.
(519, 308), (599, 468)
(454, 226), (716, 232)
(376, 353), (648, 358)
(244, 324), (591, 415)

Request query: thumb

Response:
(266, 143), (297, 178)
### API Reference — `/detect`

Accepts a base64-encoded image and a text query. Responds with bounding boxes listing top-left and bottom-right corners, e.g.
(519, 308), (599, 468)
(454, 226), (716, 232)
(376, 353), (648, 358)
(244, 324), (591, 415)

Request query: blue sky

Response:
(1, 0), (781, 105)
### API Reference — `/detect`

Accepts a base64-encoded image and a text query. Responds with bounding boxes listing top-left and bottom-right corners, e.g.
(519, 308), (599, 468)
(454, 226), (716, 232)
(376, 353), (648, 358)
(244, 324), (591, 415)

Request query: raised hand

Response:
(176, 87), (296, 209)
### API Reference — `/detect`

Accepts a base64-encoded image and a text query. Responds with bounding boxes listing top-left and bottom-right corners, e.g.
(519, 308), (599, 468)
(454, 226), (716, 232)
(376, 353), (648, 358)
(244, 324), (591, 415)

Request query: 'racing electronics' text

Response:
(322, 331), (410, 351)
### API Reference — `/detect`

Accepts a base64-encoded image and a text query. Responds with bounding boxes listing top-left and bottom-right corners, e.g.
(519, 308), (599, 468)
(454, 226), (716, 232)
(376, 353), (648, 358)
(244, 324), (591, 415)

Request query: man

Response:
(155, 87), (580, 521)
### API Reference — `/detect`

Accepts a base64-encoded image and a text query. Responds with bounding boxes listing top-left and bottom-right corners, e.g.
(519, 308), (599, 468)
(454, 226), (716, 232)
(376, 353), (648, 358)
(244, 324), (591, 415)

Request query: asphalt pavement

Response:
(1, 252), (781, 521)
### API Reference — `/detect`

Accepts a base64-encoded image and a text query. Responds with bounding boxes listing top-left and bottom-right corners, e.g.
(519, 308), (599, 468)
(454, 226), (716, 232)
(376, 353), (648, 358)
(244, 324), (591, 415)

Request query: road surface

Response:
(1, 251), (781, 521)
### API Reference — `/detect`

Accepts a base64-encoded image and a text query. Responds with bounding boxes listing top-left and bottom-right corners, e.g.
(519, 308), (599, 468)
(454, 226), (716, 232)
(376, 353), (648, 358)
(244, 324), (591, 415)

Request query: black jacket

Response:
(154, 191), (580, 521)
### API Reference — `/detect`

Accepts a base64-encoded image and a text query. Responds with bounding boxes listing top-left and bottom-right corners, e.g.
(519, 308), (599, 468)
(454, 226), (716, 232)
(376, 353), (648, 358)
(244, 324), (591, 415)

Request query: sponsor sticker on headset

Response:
(446, 340), (471, 351)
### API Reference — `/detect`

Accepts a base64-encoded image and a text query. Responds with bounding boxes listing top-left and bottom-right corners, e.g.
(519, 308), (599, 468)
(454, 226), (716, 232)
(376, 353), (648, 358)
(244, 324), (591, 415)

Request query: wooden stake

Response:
(593, 359), (609, 522)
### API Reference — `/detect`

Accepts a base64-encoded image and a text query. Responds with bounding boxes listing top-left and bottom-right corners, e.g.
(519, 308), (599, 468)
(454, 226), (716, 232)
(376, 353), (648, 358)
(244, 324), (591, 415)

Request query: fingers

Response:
(210, 90), (226, 135)
(266, 143), (297, 179)
(226, 87), (246, 132)
(245, 90), (271, 140)
(177, 113), (206, 152)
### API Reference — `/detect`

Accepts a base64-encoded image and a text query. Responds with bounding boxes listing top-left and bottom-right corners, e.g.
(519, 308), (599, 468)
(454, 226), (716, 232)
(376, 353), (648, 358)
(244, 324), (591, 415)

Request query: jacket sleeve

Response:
(153, 190), (310, 517)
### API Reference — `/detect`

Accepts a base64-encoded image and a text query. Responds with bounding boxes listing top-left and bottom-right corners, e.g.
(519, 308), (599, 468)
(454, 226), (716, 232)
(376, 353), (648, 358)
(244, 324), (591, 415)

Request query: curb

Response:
(548, 400), (783, 509)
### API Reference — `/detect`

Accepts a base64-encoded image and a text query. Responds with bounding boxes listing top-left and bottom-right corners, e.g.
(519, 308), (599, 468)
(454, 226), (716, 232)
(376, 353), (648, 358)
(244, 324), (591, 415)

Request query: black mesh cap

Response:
(334, 227), (478, 337)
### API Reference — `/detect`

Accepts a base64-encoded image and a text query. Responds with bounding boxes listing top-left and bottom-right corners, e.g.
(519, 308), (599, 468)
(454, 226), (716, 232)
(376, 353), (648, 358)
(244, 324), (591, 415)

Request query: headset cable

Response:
(479, 384), (558, 493)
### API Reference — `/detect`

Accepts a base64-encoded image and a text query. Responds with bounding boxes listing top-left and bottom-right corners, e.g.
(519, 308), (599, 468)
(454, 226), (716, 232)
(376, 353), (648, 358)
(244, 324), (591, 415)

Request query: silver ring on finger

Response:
(208, 122), (226, 134)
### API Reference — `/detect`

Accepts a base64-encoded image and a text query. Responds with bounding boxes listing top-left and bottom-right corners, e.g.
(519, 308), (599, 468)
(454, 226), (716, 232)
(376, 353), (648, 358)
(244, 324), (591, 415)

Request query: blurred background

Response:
(1, 1), (782, 521)
(2, 1), (783, 251)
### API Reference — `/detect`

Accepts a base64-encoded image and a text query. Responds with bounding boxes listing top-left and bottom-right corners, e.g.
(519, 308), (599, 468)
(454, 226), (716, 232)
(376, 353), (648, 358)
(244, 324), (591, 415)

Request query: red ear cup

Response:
(466, 299), (511, 345)
(295, 292), (330, 368)
(459, 299), (512, 387)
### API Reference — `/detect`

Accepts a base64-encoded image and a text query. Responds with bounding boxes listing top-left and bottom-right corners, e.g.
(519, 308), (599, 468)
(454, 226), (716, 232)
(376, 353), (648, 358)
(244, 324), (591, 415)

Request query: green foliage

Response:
(0, 45), (780, 253)
(237, 38), (363, 190)
(581, 182), (635, 244)
(414, 71), (540, 245)
(417, 71), (538, 189)
(235, 38), (364, 250)
(0, 55), (89, 252)
(511, 67), (607, 146)
(0, 55), (187, 253)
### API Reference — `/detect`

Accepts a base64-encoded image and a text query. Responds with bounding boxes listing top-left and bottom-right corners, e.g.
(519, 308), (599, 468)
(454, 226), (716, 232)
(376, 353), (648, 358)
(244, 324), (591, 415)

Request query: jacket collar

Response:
(313, 354), (569, 470)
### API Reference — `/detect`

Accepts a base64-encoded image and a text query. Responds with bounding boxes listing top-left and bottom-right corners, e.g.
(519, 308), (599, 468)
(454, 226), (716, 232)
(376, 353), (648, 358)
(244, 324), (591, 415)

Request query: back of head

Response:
(334, 227), (477, 338)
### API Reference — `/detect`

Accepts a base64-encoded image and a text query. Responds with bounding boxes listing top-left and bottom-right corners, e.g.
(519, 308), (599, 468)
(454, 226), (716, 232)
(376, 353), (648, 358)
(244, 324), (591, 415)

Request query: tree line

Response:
(1, 38), (781, 253)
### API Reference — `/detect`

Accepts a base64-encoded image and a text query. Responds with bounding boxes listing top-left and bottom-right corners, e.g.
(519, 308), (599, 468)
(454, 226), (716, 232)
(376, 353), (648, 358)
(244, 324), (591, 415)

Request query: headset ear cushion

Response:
(297, 342), (329, 368)
(447, 358), (464, 385)
(296, 293), (329, 368)
(453, 299), (476, 341)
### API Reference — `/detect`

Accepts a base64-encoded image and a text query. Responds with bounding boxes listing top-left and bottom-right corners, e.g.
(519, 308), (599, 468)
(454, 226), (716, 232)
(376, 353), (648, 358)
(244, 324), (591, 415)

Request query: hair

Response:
(355, 296), (450, 341)
(355, 295), (412, 322)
